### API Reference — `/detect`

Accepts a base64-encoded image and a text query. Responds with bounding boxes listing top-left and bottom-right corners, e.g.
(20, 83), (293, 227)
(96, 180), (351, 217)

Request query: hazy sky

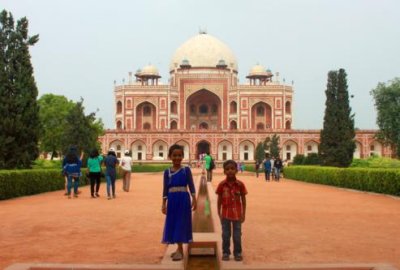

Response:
(2, 0), (400, 129)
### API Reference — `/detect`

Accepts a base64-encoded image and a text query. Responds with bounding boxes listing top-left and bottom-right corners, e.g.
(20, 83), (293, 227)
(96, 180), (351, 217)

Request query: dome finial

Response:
(198, 26), (207, 34)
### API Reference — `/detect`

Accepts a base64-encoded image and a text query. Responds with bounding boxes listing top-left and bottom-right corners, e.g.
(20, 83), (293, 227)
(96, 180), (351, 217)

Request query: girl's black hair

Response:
(168, 144), (184, 157)
(65, 150), (79, 163)
(89, 148), (99, 158)
(108, 151), (116, 157)
(223, 159), (237, 169)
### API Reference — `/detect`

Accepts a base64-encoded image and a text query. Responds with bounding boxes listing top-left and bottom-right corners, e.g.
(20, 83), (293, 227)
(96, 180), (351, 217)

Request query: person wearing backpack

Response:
(204, 151), (214, 182)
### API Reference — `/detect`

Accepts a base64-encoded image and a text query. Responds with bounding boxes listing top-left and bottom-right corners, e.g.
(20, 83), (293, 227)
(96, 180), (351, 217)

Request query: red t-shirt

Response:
(216, 179), (247, 220)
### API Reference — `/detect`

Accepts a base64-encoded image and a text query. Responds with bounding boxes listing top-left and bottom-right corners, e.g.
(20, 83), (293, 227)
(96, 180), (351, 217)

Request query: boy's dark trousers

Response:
(207, 169), (213, 182)
(221, 218), (242, 256)
(264, 170), (271, 181)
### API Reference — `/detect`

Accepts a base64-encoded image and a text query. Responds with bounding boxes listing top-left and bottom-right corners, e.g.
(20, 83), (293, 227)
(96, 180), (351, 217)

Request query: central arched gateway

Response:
(186, 89), (221, 130)
(196, 140), (210, 159)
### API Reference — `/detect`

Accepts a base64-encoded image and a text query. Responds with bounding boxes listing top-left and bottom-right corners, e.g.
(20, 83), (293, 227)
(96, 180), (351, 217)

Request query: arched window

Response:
(230, 101), (237, 114)
(285, 120), (291, 130)
(244, 145), (249, 151)
(143, 122), (151, 130)
(285, 101), (291, 114)
(170, 101), (177, 114)
(126, 99), (132, 109)
(170, 121), (177, 130)
(230, 121), (237, 130)
(138, 145), (142, 151)
(257, 106), (264, 116)
(223, 145), (227, 151)
(256, 123), (264, 130)
(199, 122), (208, 129)
(116, 101), (122, 114)
(116, 121), (122, 129)
(199, 104), (208, 114)
(143, 106), (151, 116)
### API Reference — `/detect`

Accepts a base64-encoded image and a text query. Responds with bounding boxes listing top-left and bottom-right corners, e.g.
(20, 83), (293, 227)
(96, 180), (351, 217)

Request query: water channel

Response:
(187, 175), (219, 270)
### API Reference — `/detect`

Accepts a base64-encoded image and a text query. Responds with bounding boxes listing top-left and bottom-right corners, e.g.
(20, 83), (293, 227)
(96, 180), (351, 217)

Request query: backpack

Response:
(210, 158), (215, 170)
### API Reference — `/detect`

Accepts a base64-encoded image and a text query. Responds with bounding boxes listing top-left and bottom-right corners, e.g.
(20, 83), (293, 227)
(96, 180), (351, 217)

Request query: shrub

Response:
(293, 154), (305, 165)
(303, 153), (320, 165)
(0, 169), (92, 200)
(284, 166), (400, 196)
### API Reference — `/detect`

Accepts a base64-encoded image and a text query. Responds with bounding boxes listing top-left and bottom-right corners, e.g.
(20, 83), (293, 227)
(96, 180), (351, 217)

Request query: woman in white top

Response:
(120, 150), (133, 192)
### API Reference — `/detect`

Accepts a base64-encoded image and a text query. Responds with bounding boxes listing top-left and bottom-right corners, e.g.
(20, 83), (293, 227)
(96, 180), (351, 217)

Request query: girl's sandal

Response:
(172, 251), (183, 261)
(170, 251), (177, 258)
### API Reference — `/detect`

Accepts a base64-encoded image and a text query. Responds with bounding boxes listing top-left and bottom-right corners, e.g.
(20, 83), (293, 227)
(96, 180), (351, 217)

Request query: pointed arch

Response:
(116, 101), (122, 114)
(152, 140), (168, 160)
(230, 120), (237, 130)
(239, 140), (255, 161)
(251, 102), (272, 130)
(170, 120), (178, 130)
(131, 140), (147, 161)
(175, 140), (190, 160)
(218, 140), (233, 161)
(170, 101), (177, 114)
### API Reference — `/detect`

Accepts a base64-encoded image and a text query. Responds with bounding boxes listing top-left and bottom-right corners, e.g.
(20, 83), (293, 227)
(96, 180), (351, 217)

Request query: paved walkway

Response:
(0, 168), (399, 269)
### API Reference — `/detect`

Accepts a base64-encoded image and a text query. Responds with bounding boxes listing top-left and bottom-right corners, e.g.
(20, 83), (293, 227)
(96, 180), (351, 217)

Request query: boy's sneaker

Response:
(234, 254), (243, 261)
(222, 254), (229, 261)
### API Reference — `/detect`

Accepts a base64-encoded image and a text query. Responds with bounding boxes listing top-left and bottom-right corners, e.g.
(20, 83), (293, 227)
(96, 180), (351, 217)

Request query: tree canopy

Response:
(319, 68), (355, 167)
(38, 94), (75, 159)
(0, 10), (40, 169)
(371, 78), (400, 158)
(61, 98), (104, 156)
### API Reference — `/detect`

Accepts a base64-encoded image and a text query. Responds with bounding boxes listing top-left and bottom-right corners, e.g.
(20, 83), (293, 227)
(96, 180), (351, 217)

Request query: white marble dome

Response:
(249, 64), (266, 75)
(140, 64), (159, 76)
(170, 33), (238, 71)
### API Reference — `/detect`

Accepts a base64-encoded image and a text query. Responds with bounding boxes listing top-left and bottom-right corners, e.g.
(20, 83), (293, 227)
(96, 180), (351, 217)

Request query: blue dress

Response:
(162, 166), (196, 244)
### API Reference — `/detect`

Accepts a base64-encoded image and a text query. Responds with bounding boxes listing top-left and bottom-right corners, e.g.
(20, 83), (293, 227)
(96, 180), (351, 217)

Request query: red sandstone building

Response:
(99, 32), (391, 162)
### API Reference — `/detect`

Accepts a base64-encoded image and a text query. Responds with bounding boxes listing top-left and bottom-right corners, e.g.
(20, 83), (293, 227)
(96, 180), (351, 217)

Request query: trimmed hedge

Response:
(284, 166), (400, 196)
(0, 169), (93, 200)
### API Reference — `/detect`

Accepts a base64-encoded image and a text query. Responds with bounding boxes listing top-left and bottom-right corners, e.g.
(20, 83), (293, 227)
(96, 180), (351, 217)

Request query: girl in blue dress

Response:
(161, 144), (197, 261)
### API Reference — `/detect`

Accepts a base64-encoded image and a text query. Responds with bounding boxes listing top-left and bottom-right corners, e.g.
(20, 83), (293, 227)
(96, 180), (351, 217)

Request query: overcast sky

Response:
(2, 0), (400, 129)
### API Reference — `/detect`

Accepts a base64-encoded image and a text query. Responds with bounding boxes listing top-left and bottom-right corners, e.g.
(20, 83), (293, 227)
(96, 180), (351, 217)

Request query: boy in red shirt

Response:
(216, 160), (248, 261)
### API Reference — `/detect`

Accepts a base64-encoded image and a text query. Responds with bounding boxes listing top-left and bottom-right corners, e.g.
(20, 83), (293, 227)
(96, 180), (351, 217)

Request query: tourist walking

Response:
(270, 157), (275, 180)
(274, 157), (283, 181)
(87, 148), (104, 198)
(120, 150), (133, 192)
(104, 148), (119, 200)
(62, 146), (82, 199)
(263, 154), (272, 181)
(204, 151), (214, 182)
(216, 160), (247, 262)
(161, 144), (197, 261)
(255, 160), (260, 178)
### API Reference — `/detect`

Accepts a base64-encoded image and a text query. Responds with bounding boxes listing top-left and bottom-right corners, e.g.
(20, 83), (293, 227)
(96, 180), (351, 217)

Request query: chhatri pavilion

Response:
(99, 32), (391, 162)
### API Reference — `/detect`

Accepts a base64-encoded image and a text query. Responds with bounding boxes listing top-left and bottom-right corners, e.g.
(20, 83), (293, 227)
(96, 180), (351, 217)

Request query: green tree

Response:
(262, 136), (271, 156)
(0, 10), (40, 169)
(371, 78), (400, 158)
(269, 134), (281, 158)
(319, 69), (355, 167)
(255, 142), (265, 162)
(38, 94), (75, 159)
(61, 98), (104, 156)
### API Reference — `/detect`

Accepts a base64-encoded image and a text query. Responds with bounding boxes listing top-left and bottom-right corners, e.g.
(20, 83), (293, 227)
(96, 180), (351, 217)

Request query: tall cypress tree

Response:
(336, 69), (355, 166)
(0, 10), (40, 169)
(319, 69), (355, 167)
(269, 134), (281, 158)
